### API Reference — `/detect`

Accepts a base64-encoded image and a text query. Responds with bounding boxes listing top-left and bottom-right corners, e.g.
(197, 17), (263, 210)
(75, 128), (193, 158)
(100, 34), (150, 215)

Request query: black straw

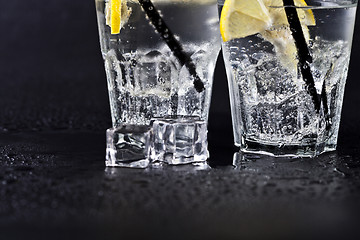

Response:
(282, 0), (331, 128)
(282, 0), (320, 111)
(138, 0), (205, 93)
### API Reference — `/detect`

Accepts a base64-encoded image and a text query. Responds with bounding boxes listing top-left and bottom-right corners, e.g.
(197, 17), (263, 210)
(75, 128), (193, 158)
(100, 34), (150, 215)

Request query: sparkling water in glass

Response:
(95, 0), (221, 166)
(219, 0), (358, 157)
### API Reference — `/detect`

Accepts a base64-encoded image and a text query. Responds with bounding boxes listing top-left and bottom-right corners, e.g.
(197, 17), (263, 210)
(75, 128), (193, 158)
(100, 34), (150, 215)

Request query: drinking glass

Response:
(219, 0), (358, 157)
(95, 0), (221, 166)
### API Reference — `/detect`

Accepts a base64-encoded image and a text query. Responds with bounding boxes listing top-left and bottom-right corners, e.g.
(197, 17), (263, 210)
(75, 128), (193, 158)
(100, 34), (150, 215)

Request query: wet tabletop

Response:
(1, 0), (360, 239)
(1, 127), (360, 240)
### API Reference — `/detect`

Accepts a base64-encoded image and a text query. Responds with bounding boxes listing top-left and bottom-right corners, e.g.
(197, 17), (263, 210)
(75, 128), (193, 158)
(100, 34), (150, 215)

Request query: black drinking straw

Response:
(282, 0), (331, 128)
(138, 0), (205, 93)
(282, 0), (320, 111)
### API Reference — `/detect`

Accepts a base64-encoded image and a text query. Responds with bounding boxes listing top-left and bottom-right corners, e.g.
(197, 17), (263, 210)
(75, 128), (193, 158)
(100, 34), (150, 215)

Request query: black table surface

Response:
(1, 1), (360, 239)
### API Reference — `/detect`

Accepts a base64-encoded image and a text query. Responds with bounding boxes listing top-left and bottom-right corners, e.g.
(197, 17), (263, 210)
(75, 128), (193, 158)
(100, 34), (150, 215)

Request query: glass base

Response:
(106, 125), (151, 168)
(148, 116), (209, 165)
(238, 138), (336, 158)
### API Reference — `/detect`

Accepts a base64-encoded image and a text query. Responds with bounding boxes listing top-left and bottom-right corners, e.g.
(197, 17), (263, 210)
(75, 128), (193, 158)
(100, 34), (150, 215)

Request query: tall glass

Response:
(95, 0), (221, 166)
(219, 0), (357, 157)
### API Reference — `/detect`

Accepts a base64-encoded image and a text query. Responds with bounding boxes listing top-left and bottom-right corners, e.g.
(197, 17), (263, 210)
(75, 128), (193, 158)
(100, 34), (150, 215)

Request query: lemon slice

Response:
(220, 0), (315, 72)
(105, 0), (131, 35)
(264, 0), (315, 71)
(264, 0), (315, 27)
(220, 0), (315, 41)
(110, 0), (121, 34)
(262, 0), (315, 43)
(220, 0), (271, 42)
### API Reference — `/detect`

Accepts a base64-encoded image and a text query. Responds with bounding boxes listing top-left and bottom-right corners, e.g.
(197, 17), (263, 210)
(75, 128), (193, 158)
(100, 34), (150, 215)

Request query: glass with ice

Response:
(95, 0), (221, 167)
(219, 0), (358, 157)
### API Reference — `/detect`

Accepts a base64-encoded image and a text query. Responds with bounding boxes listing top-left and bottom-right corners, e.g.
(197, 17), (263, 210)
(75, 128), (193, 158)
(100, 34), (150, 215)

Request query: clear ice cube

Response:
(133, 50), (172, 97)
(148, 116), (209, 165)
(106, 125), (151, 168)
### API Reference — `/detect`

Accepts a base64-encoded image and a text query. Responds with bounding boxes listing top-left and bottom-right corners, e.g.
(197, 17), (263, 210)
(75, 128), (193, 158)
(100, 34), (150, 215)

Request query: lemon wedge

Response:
(105, 0), (131, 35)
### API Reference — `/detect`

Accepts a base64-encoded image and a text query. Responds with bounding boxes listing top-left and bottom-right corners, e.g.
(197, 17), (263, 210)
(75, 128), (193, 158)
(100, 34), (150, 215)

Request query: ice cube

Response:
(148, 116), (209, 165)
(106, 125), (151, 168)
(133, 50), (173, 97)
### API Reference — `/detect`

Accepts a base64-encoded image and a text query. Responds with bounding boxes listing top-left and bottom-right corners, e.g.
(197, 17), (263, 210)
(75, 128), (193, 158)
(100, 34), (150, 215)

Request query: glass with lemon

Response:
(219, 0), (358, 157)
(95, 0), (221, 167)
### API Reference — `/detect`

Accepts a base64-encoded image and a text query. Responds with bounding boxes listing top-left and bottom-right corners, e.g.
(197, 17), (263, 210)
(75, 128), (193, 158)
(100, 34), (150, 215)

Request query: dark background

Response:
(1, 1), (360, 239)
